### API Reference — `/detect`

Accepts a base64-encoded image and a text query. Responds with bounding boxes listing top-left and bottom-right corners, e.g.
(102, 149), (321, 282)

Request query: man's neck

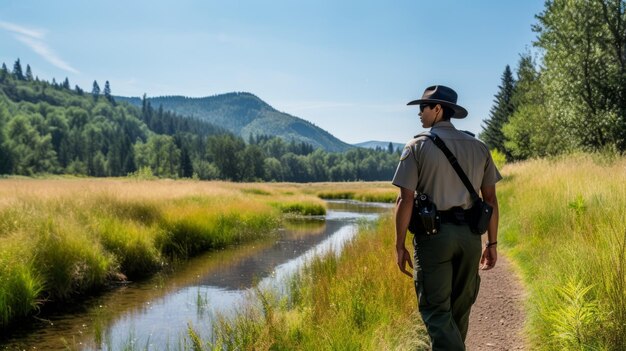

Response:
(431, 120), (453, 129)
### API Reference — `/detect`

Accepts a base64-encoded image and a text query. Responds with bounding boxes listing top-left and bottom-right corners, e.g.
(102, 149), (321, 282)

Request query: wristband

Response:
(485, 241), (497, 248)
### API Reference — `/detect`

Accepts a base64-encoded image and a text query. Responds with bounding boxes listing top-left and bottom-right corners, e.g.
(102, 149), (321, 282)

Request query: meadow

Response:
(184, 154), (626, 351)
(0, 178), (396, 329)
(5, 154), (624, 350)
(495, 154), (626, 350)
(196, 216), (429, 351)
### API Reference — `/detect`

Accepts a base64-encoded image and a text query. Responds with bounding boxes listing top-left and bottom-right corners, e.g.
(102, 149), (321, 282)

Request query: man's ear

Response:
(435, 104), (442, 118)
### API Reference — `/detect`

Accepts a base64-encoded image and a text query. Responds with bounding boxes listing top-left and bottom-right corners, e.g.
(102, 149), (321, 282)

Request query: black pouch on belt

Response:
(468, 198), (493, 234)
(408, 193), (441, 235)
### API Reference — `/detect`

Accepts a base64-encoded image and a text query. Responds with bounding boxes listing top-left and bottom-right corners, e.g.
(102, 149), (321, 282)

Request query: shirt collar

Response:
(430, 120), (455, 130)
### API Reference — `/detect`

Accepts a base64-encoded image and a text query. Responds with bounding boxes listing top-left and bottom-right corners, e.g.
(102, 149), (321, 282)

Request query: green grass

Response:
(269, 201), (326, 216)
(497, 154), (626, 350)
(317, 190), (397, 203)
(0, 241), (43, 326)
(0, 179), (320, 329)
(206, 216), (429, 350)
(179, 154), (626, 350)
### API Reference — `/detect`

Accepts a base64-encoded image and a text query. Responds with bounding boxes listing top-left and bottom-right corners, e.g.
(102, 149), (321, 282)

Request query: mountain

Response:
(354, 141), (404, 151)
(116, 93), (352, 152)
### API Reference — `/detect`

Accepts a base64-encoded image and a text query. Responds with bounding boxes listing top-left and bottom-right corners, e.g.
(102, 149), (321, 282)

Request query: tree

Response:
(0, 103), (13, 173)
(91, 80), (100, 100)
(534, 0), (626, 152)
(387, 142), (394, 154)
(133, 135), (181, 178)
(62, 77), (70, 90)
(104, 80), (114, 104)
(6, 114), (59, 174)
(280, 153), (312, 182)
(206, 134), (245, 180)
(263, 157), (283, 180)
(240, 144), (265, 181)
(25, 65), (33, 81)
(179, 146), (194, 178)
(479, 65), (516, 158)
(502, 53), (559, 159)
(12, 59), (24, 80)
(0, 63), (8, 82)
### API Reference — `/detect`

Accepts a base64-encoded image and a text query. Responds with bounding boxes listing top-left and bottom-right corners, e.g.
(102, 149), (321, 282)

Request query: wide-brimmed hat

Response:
(407, 85), (468, 118)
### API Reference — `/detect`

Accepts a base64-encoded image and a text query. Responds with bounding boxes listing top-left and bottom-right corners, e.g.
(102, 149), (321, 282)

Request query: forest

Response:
(480, 0), (626, 159)
(0, 61), (399, 182)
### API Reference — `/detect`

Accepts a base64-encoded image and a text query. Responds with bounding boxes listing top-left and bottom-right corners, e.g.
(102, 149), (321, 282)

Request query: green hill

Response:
(116, 93), (352, 152)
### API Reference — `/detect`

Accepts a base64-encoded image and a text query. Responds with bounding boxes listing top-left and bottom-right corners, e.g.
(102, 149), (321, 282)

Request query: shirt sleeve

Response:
(481, 151), (503, 187)
(392, 144), (418, 190)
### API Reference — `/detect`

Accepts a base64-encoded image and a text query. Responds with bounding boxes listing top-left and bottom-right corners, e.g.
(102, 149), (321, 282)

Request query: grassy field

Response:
(0, 179), (397, 330)
(7, 156), (623, 350)
(0, 179), (327, 328)
(182, 154), (626, 351)
(200, 215), (429, 350)
(496, 154), (626, 350)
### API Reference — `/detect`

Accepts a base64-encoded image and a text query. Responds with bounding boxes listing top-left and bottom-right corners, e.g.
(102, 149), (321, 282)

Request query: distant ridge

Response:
(116, 92), (352, 152)
(354, 140), (403, 151)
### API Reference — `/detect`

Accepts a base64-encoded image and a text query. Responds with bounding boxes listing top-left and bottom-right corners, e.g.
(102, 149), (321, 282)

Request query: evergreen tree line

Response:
(0, 60), (399, 181)
(480, 0), (626, 160)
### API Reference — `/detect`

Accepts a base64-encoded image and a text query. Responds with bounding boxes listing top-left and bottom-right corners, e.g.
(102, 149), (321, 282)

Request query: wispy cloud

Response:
(0, 21), (44, 39)
(0, 20), (78, 74)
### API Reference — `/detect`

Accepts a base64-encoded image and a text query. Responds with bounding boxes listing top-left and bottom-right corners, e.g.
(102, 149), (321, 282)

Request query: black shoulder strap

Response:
(417, 132), (480, 202)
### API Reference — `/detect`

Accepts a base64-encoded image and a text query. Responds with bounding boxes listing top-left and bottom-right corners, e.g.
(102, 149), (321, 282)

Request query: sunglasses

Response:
(419, 103), (436, 112)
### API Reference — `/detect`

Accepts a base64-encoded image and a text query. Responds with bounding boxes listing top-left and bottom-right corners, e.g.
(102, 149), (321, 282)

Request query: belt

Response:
(438, 207), (472, 225)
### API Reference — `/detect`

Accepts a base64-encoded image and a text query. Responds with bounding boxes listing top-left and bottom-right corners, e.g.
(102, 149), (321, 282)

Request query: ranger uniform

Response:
(392, 85), (502, 351)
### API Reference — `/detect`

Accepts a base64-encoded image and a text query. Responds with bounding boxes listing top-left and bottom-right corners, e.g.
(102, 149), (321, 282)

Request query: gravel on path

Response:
(466, 253), (527, 351)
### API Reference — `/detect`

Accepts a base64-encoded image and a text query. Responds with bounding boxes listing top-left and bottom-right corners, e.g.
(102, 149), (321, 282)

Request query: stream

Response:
(0, 200), (392, 350)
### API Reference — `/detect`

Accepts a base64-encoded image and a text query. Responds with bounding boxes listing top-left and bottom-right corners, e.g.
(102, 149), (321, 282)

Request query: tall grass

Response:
(497, 154), (626, 350)
(207, 216), (430, 350)
(313, 181), (397, 203)
(0, 179), (326, 329)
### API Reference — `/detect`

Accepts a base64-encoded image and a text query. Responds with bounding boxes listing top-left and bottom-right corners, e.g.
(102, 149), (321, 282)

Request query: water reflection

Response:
(0, 200), (392, 350)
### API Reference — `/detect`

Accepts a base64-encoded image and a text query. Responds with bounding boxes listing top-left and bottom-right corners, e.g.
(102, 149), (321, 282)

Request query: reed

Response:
(209, 216), (430, 350)
(0, 179), (325, 328)
(313, 181), (397, 203)
(497, 154), (626, 350)
(0, 237), (43, 326)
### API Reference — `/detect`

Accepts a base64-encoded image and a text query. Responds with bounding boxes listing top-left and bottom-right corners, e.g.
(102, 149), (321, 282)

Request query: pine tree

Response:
(75, 85), (84, 95)
(13, 59), (24, 80)
(0, 63), (7, 81)
(479, 65), (516, 158)
(180, 146), (194, 178)
(387, 142), (394, 154)
(104, 80), (114, 103)
(25, 65), (33, 81)
(62, 77), (70, 89)
(92, 80), (100, 100)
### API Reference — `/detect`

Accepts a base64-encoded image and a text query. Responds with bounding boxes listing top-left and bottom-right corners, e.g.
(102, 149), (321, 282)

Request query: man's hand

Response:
(395, 187), (415, 278)
(480, 184), (499, 271)
(480, 246), (497, 270)
(396, 245), (414, 277)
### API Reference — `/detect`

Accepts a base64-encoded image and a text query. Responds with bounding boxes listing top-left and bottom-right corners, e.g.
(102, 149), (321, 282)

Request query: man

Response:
(393, 85), (501, 350)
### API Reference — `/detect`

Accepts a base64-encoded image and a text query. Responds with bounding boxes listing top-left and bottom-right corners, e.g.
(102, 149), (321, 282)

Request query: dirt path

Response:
(466, 253), (527, 350)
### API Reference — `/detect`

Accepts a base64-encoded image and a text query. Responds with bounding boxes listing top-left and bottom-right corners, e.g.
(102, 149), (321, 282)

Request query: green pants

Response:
(413, 223), (482, 351)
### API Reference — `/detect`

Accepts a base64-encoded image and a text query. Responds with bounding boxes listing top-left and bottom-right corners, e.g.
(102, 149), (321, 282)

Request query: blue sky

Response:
(0, 0), (545, 144)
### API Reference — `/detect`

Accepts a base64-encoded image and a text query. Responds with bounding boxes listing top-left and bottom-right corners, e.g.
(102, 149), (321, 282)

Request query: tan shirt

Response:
(392, 121), (502, 210)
